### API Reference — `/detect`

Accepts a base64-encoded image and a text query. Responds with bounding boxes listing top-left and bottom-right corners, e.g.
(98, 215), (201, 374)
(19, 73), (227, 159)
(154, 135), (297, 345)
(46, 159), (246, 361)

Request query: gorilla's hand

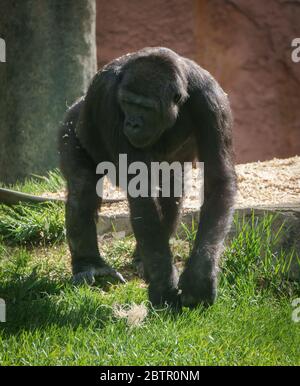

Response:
(179, 264), (217, 308)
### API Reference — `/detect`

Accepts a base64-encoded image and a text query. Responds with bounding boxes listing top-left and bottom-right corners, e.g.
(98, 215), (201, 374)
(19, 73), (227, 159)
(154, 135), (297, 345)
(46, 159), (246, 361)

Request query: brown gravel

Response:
(101, 156), (300, 215)
(235, 156), (300, 208)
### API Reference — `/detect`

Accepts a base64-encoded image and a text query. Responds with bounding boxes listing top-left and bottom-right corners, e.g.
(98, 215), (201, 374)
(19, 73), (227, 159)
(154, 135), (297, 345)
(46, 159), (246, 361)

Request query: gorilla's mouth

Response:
(124, 127), (162, 149)
(126, 136), (155, 149)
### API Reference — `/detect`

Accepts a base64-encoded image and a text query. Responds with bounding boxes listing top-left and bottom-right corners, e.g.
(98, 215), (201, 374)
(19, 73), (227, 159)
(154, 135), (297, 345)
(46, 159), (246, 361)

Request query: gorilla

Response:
(59, 47), (237, 309)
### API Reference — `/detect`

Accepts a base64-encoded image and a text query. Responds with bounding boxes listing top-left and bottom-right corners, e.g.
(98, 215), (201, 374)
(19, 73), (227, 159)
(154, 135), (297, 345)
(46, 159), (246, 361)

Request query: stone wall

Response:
(195, 0), (300, 163)
(96, 0), (300, 163)
(96, 0), (196, 69)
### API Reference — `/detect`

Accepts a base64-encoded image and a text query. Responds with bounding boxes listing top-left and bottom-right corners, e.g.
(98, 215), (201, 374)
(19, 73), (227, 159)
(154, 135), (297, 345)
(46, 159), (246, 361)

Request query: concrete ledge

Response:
(96, 203), (300, 281)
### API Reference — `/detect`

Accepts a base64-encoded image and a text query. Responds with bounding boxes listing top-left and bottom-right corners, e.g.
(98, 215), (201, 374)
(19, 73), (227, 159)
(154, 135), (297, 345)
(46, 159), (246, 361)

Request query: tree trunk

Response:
(0, 0), (97, 183)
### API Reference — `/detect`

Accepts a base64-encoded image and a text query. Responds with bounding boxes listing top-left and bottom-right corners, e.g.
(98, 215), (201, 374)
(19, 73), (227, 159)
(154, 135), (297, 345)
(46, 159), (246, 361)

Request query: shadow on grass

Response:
(0, 270), (120, 336)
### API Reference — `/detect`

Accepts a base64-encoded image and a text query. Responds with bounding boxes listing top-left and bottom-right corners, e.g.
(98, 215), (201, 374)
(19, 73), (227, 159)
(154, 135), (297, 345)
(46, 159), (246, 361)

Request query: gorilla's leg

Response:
(132, 169), (183, 281)
(159, 195), (183, 236)
(129, 196), (180, 309)
(133, 195), (182, 280)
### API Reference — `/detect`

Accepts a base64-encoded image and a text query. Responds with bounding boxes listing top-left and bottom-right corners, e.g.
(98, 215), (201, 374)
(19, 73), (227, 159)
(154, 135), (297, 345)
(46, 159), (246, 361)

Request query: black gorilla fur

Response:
(59, 47), (237, 309)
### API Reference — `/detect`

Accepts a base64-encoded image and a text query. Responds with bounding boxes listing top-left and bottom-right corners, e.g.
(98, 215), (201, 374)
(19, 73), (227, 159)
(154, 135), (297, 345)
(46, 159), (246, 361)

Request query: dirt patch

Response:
(236, 156), (300, 208)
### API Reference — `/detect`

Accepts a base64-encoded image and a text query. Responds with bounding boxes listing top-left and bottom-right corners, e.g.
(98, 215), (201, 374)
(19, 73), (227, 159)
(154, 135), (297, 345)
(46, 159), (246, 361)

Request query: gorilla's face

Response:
(118, 56), (188, 149)
(119, 88), (177, 148)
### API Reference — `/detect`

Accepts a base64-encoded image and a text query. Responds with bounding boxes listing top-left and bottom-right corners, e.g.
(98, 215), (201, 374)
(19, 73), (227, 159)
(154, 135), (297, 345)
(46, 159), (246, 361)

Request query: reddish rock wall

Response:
(196, 0), (300, 163)
(96, 0), (196, 69)
(96, 0), (300, 163)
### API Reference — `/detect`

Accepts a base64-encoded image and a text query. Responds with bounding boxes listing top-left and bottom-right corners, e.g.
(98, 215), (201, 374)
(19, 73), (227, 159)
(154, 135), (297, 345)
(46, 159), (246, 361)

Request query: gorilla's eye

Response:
(174, 93), (182, 104)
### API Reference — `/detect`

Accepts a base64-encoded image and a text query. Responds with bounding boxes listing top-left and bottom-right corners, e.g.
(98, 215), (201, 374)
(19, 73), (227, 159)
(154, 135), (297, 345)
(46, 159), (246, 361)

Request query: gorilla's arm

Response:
(179, 64), (237, 307)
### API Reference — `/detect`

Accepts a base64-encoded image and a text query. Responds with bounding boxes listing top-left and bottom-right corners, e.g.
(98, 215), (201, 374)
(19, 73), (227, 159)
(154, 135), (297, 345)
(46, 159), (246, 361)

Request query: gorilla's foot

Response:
(73, 264), (126, 285)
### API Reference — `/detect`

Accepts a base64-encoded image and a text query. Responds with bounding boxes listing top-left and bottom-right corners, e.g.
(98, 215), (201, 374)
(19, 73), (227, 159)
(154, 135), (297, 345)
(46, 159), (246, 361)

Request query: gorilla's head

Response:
(118, 48), (189, 149)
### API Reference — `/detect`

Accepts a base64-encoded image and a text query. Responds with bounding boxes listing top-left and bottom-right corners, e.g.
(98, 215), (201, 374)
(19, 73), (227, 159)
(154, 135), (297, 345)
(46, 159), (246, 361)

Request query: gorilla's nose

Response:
(125, 119), (141, 131)
(128, 123), (140, 131)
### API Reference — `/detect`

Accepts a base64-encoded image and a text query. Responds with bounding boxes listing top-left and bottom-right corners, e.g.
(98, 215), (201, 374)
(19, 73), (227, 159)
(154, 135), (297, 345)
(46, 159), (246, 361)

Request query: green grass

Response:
(0, 202), (65, 244)
(0, 173), (300, 365)
(0, 169), (65, 195)
(0, 170), (65, 244)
